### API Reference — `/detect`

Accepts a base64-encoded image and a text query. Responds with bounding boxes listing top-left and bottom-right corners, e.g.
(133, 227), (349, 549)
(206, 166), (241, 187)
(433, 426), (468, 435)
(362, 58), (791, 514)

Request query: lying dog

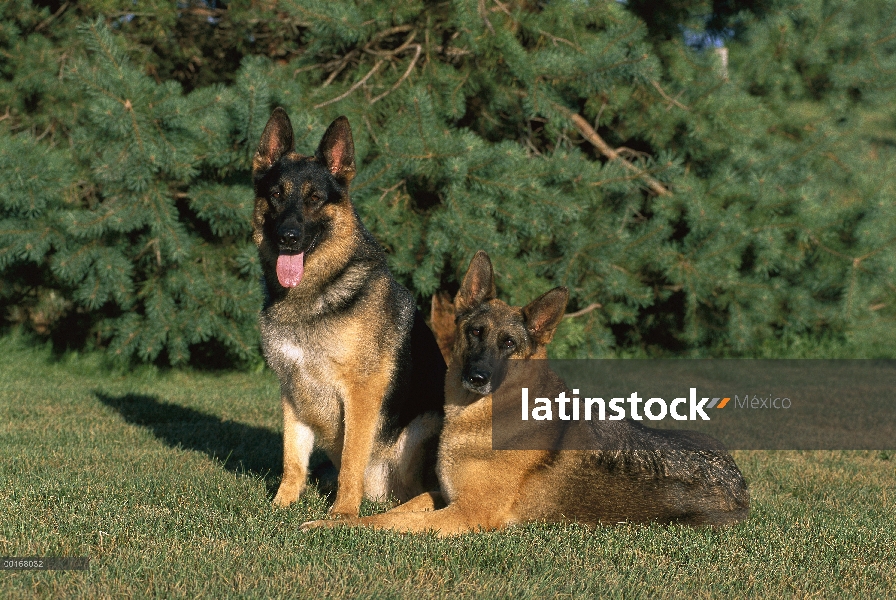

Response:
(303, 251), (749, 533)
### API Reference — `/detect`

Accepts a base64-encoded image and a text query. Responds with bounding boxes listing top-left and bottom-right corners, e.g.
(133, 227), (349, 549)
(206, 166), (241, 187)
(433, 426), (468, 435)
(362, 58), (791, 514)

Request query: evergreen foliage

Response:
(1, 0), (894, 366)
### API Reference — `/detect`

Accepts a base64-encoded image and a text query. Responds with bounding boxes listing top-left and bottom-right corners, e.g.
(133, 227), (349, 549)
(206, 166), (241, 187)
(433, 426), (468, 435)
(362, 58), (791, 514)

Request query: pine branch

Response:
(563, 302), (602, 319)
(314, 60), (385, 109)
(314, 28), (419, 108)
(33, 2), (70, 33)
(479, 0), (495, 34)
(320, 51), (358, 88)
(552, 103), (672, 196)
(650, 80), (690, 111)
(370, 44), (422, 105)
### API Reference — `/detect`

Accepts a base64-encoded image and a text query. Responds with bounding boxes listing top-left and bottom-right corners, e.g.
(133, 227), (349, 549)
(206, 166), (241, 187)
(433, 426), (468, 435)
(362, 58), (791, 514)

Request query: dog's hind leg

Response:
(391, 412), (442, 501)
(273, 398), (315, 507)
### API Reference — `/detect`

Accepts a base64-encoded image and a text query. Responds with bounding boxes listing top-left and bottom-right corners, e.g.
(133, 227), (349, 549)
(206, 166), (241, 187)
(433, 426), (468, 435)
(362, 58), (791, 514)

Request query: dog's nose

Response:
(466, 371), (490, 386)
(278, 229), (300, 247)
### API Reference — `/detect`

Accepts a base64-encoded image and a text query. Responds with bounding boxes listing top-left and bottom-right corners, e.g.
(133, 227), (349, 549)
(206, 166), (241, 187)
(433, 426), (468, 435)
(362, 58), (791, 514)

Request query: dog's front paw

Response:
(272, 482), (303, 507)
(327, 510), (358, 520)
(326, 499), (360, 519)
(272, 493), (293, 508)
(300, 518), (353, 532)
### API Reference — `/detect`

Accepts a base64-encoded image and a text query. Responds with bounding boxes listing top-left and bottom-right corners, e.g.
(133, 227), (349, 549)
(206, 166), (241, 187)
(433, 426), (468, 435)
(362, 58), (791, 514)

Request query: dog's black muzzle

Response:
(277, 218), (324, 256)
(277, 227), (302, 253)
(463, 368), (491, 395)
(461, 357), (506, 396)
(277, 208), (304, 252)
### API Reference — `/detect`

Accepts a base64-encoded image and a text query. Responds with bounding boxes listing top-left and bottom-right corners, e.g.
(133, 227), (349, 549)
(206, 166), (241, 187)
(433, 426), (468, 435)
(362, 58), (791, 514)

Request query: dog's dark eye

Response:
(503, 338), (516, 349)
(270, 190), (282, 202)
(310, 192), (324, 204)
(470, 327), (482, 338)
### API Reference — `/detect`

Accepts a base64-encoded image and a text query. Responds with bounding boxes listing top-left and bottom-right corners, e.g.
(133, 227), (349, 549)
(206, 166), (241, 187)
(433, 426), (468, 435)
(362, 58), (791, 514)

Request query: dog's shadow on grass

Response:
(94, 392), (337, 499)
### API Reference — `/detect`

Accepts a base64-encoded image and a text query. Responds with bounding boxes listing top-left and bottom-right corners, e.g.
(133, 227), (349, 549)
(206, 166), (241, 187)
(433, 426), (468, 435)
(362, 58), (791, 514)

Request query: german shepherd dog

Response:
(252, 108), (446, 517)
(303, 251), (749, 533)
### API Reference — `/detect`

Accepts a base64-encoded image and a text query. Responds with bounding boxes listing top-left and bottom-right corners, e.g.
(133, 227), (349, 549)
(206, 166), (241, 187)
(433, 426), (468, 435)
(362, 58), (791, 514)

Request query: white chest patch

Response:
(276, 340), (305, 365)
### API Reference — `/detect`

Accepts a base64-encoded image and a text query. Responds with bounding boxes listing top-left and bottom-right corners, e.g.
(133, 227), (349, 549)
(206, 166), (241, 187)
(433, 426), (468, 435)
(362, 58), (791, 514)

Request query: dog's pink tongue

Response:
(276, 253), (304, 288)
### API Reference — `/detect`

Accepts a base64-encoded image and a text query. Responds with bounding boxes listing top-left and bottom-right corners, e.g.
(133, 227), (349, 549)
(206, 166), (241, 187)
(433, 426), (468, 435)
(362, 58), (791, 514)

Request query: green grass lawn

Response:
(1, 334), (894, 598)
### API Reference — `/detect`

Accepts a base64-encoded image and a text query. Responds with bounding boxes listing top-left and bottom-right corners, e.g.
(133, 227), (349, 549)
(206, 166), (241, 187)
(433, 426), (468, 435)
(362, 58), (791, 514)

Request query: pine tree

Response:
(1, 14), (272, 365)
(1, 0), (894, 366)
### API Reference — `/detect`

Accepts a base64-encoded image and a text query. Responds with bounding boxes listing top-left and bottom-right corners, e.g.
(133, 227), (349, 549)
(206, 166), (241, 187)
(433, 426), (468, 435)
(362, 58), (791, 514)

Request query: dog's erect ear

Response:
(316, 116), (356, 185)
(455, 251), (496, 312)
(522, 287), (569, 345)
(254, 108), (294, 173)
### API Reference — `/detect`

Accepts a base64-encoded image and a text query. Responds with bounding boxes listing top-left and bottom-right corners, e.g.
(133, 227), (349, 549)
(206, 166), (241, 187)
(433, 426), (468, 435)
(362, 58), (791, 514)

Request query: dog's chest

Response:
(438, 399), (493, 501)
(265, 333), (314, 373)
(259, 313), (346, 423)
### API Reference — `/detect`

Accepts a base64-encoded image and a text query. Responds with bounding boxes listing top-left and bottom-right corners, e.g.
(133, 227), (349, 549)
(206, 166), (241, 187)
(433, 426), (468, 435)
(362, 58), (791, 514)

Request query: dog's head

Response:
(252, 108), (356, 289)
(452, 251), (568, 396)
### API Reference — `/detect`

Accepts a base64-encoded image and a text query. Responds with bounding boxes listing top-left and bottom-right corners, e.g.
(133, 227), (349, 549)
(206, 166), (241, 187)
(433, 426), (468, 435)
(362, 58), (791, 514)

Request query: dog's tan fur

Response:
(303, 251), (749, 533)
(430, 291), (456, 363)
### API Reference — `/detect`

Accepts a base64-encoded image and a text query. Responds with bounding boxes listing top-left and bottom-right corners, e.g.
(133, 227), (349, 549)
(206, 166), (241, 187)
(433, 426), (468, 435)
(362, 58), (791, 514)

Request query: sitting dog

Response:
(253, 108), (445, 517)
